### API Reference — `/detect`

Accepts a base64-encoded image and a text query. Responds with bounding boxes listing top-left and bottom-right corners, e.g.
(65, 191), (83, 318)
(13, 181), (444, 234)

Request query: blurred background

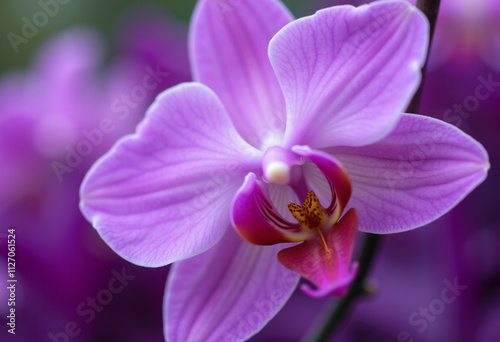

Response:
(0, 0), (498, 341)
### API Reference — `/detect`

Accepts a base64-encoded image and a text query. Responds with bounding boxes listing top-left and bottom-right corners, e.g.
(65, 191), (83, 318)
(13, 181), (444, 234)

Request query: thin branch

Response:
(407, 0), (442, 114)
(302, 234), (381, 342)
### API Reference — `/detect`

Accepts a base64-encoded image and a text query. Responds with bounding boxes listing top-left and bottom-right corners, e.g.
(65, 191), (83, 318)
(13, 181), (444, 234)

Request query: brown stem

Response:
(407, 0), (442, 114)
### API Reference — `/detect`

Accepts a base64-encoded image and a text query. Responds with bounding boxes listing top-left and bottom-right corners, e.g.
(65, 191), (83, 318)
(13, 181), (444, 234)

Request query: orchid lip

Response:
(277, 208), (360, 298)
(231, 173), (314, 246)
(232, 145), (357, 297)
(255, 184), (300, 231)
(232, 146), (353, 248)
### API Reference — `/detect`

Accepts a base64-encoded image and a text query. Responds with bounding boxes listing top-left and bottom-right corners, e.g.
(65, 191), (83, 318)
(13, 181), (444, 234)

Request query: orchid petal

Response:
(327, 113), (490, 234)
(165, 229), (299, 342)
(80, 83), (261, 267)
(269, 1), (429, 148)
(190, 0), (293, 147)
(278, 209), (359, 297)
(231, 173), (312, 245)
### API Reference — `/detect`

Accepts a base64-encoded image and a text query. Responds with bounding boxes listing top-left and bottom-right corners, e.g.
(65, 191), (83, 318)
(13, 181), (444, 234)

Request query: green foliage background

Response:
(0, 0), (316, 74)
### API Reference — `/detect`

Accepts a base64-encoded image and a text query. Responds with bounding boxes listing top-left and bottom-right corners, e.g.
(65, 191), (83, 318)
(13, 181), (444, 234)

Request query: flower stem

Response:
(408, 0), (442, 113)
(302, 234), (381, 342)
(305, 1), (441, 341)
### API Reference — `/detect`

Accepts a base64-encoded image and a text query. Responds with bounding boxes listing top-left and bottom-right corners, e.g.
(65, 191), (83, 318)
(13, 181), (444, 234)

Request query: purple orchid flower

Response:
(430, 0), (500, 71)
(80, 0), (489, 341)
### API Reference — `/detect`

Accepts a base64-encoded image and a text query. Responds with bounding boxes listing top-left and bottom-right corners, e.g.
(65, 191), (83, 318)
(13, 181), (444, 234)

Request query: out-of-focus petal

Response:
(269, 1), (428, 148)
(190, 0), (293, 148)
(33, 28), (103, 122)
(165, 229), (299, 342)
(231, 173), (312, 245)
(278, 209), (359, 297)
(327, 114), (490, 234)
(80, 83), (261, 267)
(118, 8), (191, 85)
(34, 26), (102, 81)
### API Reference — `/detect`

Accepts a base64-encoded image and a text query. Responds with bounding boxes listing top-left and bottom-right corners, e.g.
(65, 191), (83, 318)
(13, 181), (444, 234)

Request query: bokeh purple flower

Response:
(431, 0), (500, 71)
(0, 10), (190, 341)
(80, 0), (489, 341)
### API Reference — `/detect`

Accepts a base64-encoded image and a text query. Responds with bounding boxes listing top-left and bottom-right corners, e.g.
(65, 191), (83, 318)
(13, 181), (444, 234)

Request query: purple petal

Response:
(164, 229), (299, 342)
(327, 113), (490, 234)
(80, 83), (261, 266)
(190, 0), (293, 147)
(269, 1), (429, 148)
(278, 209), (359, 297)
